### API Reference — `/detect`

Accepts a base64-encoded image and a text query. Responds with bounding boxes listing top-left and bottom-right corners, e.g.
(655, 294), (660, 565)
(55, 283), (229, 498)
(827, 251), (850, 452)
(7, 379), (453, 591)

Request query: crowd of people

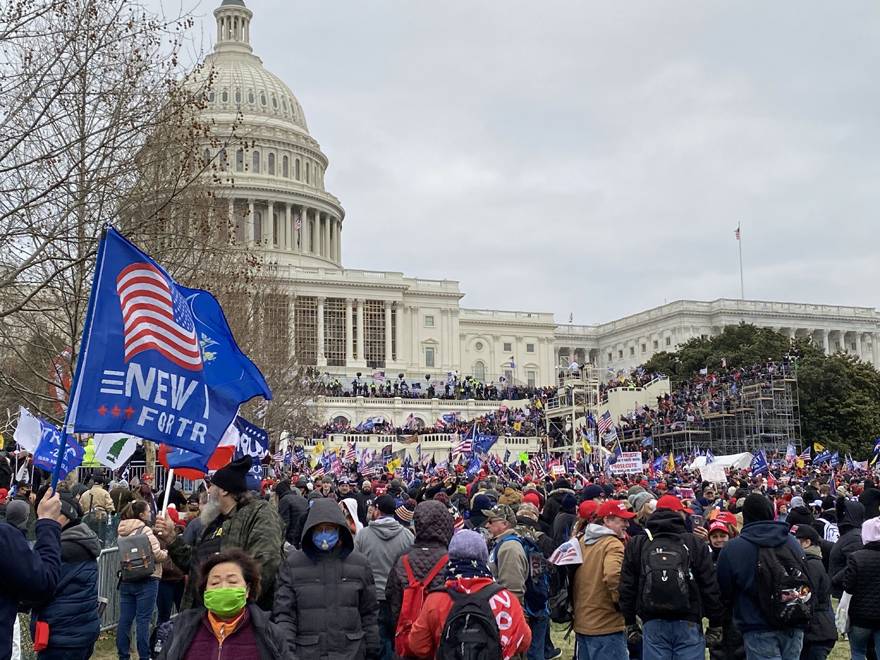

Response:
(4, 450), (880, 660)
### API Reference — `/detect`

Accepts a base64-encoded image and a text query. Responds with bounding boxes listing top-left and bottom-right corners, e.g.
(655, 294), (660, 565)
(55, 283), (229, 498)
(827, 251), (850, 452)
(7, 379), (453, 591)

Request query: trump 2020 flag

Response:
(66, 227), (271, 456)
(32, 418), (84, 479)
(233, 416), (269, 490)
(750, 449), (769, 476)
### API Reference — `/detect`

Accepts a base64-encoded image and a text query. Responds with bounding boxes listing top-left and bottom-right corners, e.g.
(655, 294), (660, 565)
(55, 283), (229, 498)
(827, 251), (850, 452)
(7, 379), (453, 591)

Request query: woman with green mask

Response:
(156, 549), (287, 659)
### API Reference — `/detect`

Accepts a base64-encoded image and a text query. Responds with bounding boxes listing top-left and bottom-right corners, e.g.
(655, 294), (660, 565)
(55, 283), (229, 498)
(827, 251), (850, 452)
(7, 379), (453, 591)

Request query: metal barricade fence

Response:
(97, 547), (120, 630)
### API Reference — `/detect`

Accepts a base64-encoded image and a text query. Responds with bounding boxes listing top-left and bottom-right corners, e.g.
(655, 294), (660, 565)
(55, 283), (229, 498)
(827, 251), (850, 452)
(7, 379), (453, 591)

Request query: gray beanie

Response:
(448, 529), (488, 562)
(628, 491), (655, 514)
(6, 500), (30, 531)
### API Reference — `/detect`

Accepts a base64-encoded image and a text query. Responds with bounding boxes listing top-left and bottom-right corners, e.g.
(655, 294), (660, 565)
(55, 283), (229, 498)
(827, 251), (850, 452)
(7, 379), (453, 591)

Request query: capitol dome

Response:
(191, 0), (345, 269)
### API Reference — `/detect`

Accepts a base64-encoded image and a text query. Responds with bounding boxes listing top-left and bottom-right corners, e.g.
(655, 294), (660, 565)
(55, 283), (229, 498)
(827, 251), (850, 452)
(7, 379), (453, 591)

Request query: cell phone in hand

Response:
(691, 514), (704, 527)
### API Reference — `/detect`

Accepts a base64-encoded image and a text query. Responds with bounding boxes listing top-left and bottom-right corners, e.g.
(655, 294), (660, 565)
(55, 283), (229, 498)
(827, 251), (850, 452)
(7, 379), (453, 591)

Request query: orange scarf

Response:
(207, 609), (246, 645)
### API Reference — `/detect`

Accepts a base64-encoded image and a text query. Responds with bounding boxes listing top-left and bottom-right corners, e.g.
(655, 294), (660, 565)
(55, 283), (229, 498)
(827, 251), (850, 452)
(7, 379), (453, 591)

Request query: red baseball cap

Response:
(596, 500), (636, 520)
(578, 500), (598, 520)
(707, 520), (730, 535)
(656, 494), (693, 514)
(715, 511), (738, 525)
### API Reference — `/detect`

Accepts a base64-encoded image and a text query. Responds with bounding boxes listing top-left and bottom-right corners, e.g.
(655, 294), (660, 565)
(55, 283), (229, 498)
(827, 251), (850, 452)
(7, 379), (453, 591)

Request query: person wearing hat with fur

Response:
(154, 456), (283, 611)
(407, 529), (531, 660)
(355, 494), (414, 660)
(27, 490), (102, 660)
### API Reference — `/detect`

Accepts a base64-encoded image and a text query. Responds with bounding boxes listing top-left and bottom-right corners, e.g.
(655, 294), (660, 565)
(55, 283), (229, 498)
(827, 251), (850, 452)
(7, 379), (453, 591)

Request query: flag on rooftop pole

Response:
(56, 226), (271, 486)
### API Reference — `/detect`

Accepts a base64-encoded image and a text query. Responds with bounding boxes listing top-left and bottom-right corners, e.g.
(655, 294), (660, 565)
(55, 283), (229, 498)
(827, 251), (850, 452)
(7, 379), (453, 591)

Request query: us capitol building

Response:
(195, 0), (880, 410)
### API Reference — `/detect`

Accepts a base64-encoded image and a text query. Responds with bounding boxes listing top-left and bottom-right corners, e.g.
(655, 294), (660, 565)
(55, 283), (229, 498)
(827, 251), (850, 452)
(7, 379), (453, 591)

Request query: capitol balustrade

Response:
(303, 433), (543, 458)
(311, 395), (535, 426)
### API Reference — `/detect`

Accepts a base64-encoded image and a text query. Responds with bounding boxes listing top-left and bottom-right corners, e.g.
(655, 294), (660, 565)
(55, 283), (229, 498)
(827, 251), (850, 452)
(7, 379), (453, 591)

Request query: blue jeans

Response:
(642, 619), (704, 660)
(117, 578), (159, 660)
(742, 629), (804, 660)
(378, 600), (394, 660)
(576, 632), (628, 660)
(849, 626), (880, 660)
(528, 615), (549, 660)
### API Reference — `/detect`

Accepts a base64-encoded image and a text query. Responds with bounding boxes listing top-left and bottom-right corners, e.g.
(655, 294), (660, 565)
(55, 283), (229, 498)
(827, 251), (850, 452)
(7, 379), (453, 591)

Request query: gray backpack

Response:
(118, 526), (155, 582)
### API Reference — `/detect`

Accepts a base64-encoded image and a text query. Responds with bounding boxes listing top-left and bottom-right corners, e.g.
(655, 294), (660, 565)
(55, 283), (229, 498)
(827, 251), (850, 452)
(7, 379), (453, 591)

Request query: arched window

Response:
(252, 150), (260, 173)
(219, 148), (227, 171)
(248, 90), (255, 104)
(282, 155), (289, 178)
(221, 89), (228, 103)
(260, 92), (267, 106)
(235, 149), (244, 172)
(306, 161), (310, 184)
(202, 148), (210, 166)
(234, 88), (241, 104)
(268, 153), (275, 175)
(273, 212), (280, 245)
(253, 210), (262, 243)
(271, 95), (278, 109)
(295, 159), (301, 180)
(473, 361), (486, 381)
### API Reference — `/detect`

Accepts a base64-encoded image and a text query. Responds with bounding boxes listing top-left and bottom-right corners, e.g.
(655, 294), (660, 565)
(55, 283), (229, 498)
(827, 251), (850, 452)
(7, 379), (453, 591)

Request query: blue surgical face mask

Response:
(313, 528), (339, 551)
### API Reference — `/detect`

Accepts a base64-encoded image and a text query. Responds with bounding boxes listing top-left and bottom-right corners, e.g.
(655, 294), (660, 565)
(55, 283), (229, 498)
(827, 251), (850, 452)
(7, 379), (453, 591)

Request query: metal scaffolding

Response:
(544, 365), (601, 454)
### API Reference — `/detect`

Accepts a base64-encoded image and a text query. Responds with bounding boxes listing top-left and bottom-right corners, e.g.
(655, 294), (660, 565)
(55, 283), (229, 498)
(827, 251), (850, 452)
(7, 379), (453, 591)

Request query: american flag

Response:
(452, 435), (472, 457)
(549, 538), (583, 566)
(597, 410), (614, 435)
(116, 263), (202, 371)
(528, 454), (546, 479)
(272, 450), (283, 463)
(734, 225), (741, 240)
(294, 213), (303, 230)
(345, 442), (357, 464)
(311, 462), (325, 479)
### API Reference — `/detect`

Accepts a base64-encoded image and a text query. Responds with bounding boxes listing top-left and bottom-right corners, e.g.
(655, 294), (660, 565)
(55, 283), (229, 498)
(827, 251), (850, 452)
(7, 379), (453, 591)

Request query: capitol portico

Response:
(195, 0), (880, 398)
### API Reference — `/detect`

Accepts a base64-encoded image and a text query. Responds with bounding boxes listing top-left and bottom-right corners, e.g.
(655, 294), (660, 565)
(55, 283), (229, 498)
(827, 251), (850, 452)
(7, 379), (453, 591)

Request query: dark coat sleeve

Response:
(386, 556), (404, 626)
(690, 537), (724, 626)
(359, 559), (380, 660)
(618, 535), (642, 625)
(3, 520), (62, 599)
(837, 553), (857, 593)
(271, 555), (298, 654)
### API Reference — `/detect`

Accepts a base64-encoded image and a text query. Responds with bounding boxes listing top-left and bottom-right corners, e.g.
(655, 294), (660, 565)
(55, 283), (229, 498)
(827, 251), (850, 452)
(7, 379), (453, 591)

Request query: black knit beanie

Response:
(742, 492), (774, 525)
(211, 455), (252, 494)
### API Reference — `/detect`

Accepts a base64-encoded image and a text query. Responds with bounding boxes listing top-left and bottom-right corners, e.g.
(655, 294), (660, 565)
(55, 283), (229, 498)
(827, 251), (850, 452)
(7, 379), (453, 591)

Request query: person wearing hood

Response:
(858, 479), (880, 519)
(407, 529), (531, 660)
(28, 491), (101, 660)
(354, 494), (414, 660)
(116, 499), (168, 660)
(276, 478), (309, 549)
(154, 456), (284, 610)
(835, 515), (880, 660)
(620, 495), (724, 660)
(716, 493), (808, 660)
(792, 525), (836, 660)
(551, 493), (578, 547)
(272, 498), (379, 660)
(386, 500), (454, 652)
(828, 497), (865, 596)
(341, 497), (364, 536)
(571, 500), (633, 660)
(539, 478), (576, 536)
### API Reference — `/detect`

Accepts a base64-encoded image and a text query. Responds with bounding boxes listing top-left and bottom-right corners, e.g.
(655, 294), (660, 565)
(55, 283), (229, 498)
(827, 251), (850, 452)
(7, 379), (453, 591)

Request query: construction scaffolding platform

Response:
(621, 372), (802, 457)
(545, 365), (601, 453)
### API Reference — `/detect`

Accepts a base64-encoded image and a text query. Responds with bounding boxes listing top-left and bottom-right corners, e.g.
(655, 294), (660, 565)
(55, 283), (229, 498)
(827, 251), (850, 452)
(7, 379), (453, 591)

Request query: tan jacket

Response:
(572, 524), (625, 636)
(117, 519), (168, 579)
(79, 485), (115, 515)
(488, 529), (529, 604)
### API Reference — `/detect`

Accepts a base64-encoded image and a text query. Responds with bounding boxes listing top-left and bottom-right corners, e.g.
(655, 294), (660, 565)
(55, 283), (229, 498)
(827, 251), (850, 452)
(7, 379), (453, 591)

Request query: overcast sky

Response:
(180, 1), (880, 324)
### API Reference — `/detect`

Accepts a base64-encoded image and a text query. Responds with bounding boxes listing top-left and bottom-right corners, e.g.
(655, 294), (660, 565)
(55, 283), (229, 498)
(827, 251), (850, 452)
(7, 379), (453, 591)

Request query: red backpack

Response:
(394, 553), (449, 657)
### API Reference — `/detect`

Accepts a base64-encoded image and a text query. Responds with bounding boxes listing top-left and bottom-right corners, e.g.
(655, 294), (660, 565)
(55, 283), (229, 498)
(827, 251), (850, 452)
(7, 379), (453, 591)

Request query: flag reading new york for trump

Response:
(66, 227), (271, 456)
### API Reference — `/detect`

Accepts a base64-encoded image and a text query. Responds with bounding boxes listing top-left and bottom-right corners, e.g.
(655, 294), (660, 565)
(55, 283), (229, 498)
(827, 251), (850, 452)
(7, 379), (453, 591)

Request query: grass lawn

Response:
(87, 624), (852, 660)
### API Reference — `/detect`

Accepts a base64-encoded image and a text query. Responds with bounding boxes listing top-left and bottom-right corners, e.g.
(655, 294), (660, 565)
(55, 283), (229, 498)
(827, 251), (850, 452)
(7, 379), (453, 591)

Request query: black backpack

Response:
(640, 535), (692, 616)
(437, 584), (503, 660)
(492, 536), (550, 617)
(753, 543), (813, 628)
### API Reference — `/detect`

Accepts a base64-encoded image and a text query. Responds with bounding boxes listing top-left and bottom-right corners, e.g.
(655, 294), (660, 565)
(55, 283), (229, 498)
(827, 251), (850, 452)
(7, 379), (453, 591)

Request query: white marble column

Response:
(873, 332), (880, 366)
(409, 305), (418, 369)
(336, 220), (342, 262)
(246, 199), (255, 245)
(227, 198), (235, 245)
(354, 299), (365, 366)
(325, 214), (331, 258)
(821, 329), (829, 354)
(303, 208), (311, 253)
(317, 296), (326, 366)
(394, 303), (402, 364)
(384, 301), (393, 367)
(267, 201), (275, 246)
(345, 299), (354, 365)
(284, 203), (291, 250)
(856, 333), (863, 360)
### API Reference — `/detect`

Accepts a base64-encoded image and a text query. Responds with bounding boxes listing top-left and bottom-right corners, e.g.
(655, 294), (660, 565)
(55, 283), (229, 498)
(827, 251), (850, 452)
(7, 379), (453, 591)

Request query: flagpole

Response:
(161, 468), (174, 514)
(737, 222), (745, 300)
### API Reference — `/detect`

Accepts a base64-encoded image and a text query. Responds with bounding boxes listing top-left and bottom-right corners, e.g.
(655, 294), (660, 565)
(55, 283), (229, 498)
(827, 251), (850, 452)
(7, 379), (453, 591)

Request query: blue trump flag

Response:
(234, 416), (269, 490)
(750, 449), (769, 476)
(473, 433), (498, 455)
(66, 227), (271, 458)
(32, 417), (84, 480)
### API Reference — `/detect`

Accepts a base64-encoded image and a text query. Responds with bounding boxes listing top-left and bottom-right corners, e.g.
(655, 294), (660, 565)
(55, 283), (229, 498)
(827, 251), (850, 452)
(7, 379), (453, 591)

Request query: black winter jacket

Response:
(837, 541), (880, 629)
(158, 604), (287, 660)
(539, 488), (575, 536)
(619, 509), (724, 627)
(277, 489), (308, 547)
(828, 499), (865, 596)
(386, 501), (453, 626)
(29, 522), (102, 651)
(802, 549), (837, 645)
(272, 499), (379, 660)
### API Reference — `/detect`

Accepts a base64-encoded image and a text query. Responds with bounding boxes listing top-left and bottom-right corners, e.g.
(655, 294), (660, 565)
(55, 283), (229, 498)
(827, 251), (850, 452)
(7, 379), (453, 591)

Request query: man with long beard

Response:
(154, 456), (283, 610)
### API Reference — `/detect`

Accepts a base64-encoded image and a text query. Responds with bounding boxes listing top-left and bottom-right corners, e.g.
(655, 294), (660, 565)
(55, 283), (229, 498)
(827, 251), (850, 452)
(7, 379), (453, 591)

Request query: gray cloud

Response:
(181, 0), (880, 323)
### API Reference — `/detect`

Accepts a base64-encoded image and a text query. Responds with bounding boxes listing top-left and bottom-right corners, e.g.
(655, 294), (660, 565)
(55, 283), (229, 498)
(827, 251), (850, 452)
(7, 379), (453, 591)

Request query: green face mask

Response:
(203, 586), (247, 617)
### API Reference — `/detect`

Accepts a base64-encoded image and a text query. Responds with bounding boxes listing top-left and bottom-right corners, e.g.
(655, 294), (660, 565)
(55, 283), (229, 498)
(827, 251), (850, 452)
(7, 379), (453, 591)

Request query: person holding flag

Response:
(154, 456), (283, 611)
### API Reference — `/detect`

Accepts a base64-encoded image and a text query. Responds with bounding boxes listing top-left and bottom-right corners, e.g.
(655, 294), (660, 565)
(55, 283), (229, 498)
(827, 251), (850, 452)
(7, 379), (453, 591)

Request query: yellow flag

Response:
(666, 451), (675, 473)
(813, 442), (825, 453)
(313, 442), (324, 455)
(513, 421), (522, 432)
(582, 440), (592, 454)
